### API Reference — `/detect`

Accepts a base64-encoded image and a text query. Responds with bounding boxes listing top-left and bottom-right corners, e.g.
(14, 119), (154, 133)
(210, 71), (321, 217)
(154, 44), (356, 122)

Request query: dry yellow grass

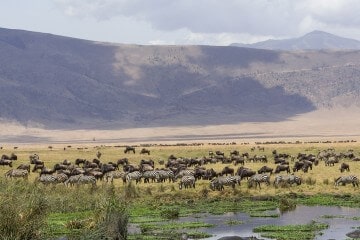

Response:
(1, 141), (359, 197)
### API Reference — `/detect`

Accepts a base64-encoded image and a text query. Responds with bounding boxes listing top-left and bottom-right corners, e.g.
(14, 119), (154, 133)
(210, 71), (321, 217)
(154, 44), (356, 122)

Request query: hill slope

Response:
(231, 30), (360, 50)
(1, 27), (360, 129)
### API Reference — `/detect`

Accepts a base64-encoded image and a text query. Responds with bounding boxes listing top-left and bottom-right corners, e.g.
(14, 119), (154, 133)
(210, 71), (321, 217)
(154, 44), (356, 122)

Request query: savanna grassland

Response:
(1, 140), (360, 240)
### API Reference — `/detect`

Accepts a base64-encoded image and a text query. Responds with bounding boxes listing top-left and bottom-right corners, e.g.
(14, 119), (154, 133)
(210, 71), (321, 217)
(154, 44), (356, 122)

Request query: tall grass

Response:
(0, 179), (48, 240)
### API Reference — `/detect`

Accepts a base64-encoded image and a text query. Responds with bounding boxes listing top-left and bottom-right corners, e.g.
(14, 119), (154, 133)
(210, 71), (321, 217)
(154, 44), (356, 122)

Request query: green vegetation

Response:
(1, 142), (360, 239)
(253, 221), (329, 240)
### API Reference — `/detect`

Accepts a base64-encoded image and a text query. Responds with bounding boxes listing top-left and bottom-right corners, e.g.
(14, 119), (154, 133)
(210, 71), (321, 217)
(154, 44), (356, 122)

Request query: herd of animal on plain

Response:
(0, 145), (359, 190)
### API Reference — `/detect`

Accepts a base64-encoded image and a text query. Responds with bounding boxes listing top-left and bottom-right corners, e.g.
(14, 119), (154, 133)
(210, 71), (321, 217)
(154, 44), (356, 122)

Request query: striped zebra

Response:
(125, 171), (142, 184)
(247, 174), (270, 189)
(5, 169), (29, 179)
(156, 169), (175, 183)
(64, 175), (82, 187)
(77, 175), (97, 186)
(335, 175), (359, 187)
(175, 169), (195, 179)
(209, 176), (238, 191)
(54, 173), (69, 184)
(274, 175), (302, 187)
(179, 175), (196, 190)
(142, 170), (160, 183)
(37, 174), (57, 185)
(104, 171), (126, 183)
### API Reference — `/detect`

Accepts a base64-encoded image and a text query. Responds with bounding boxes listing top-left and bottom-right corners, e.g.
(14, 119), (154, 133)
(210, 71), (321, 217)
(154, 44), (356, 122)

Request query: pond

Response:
(179, 205), (360, 240)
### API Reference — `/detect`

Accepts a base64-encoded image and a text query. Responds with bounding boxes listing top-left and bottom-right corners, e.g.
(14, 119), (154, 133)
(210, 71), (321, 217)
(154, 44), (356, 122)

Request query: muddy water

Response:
(180, 205), (360, 240)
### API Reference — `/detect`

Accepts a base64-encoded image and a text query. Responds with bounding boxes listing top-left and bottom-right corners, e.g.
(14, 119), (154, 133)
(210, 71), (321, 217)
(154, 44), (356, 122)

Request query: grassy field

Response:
(1, 141), (360, 239)
(1, 141), (360, 195)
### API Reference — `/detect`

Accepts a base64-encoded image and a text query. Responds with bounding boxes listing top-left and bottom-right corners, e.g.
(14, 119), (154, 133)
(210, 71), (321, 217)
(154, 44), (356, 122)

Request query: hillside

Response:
(231, 30), (360, 50)
(1, 27), (360, 130)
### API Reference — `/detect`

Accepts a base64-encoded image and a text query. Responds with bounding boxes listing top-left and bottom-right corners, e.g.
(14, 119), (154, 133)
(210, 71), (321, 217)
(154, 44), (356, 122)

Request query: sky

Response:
(1, 0), (360, 46)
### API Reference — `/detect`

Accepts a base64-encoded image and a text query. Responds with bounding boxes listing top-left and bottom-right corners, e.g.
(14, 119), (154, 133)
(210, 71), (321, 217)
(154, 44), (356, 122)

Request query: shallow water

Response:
(179, 205), (360, 240)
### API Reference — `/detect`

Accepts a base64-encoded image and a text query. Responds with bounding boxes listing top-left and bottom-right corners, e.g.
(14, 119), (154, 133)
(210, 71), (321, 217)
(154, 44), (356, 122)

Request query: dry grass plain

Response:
(1, 140), (360, 197)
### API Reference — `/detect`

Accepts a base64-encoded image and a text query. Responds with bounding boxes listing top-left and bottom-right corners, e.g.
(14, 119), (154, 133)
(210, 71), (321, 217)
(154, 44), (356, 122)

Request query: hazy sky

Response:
(1, 0), (360, 45)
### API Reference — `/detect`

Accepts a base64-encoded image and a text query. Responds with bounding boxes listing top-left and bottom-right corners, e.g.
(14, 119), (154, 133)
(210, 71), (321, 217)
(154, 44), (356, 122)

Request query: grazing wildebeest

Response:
(257, 166), (273, 175)
(75, 158), (86, 166)
(0, 159), (13, 168)
(220, 166), (234, 176)
(232, 156), (245, 165)
(274, 165), (290, 174)
(124, 146), (135, 154)
(340, 162), (350, 172)
(236, 167), (256, 180)
(117, 158), (129, 166)
(215, 151), (224, 157)
(230, 150), (239, 156)
(140, 148), (151, 155)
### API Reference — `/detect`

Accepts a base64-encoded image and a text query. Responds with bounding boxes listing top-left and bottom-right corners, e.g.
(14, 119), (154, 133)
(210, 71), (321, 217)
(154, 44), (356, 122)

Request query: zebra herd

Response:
(1, 147), (360, 192)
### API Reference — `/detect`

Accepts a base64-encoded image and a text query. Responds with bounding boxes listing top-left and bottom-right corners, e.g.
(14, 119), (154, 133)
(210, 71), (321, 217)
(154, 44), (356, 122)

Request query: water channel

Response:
(178, 205), (360, 240)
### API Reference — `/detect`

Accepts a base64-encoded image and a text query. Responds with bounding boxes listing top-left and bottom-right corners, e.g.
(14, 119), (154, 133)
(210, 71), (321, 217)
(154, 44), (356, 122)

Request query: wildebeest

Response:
(117, 158), (129, 166)
(75, 158), (86, 166)
(274, 165), (290, 174)
(0, 159), (13, 168)
(220, 166), (234, 176)
(257, 166), (273, 175)
(124, 146), (135, 154)
(215, 151), (224, 157)
(230, 150), (239, 156)
(340, 162), (350, 172)
(236, 167), (256, 180)
(140, 148), (151, 155)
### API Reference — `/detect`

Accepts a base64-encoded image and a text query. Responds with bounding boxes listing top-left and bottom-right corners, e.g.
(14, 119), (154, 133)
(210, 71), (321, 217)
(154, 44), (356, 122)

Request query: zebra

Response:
(156, 169), (175, 183)
(5, 169), (29, 179)
(125, 171), (142, 184)
(142, 170), (160, 183)
(335, 175), (359, 187)
(175, 169), (195, 179)
(247, 174), (270, 189)
(209, 176), (238, 191)
(64, 175), (82, 187)
(37, 174), (58, 185)
(179, 175), (196, 190)
(53, 173), (69, 184)
(104, 171), (126, 183)
(77, 175), (97, 186)
(274, 175), (302, 187)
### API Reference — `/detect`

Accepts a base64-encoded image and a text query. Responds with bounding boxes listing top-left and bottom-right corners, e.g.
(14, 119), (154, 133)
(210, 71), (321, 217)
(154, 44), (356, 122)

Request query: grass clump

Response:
(253, 221), (329, 240)
(0, 180), (49, 240)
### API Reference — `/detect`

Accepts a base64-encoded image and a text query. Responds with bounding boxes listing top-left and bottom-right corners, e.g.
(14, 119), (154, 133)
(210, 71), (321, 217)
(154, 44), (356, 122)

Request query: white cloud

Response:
(51, 0), (360, 44)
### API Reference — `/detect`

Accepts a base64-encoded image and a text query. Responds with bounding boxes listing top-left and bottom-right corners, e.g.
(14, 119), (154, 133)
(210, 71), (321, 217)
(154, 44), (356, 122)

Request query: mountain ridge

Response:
(230, 30), (360, 50)
(0, 27), (360, 129)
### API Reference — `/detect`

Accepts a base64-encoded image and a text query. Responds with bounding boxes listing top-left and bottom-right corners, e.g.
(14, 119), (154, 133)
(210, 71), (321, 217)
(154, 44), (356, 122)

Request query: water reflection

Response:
(179, 205), (360, 240)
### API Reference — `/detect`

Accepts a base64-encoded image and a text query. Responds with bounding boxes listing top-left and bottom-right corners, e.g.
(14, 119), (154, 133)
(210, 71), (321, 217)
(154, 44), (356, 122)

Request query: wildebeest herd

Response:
(0, 146), (359, 191)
